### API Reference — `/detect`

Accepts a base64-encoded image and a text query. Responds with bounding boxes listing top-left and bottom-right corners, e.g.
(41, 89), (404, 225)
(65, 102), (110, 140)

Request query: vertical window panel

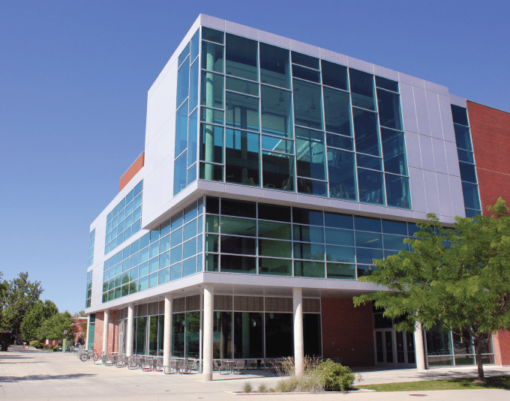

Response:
(176, 58), (190, 107)
(202, 41), (224, 73)
(174, 152), (187, 195)
(293, 79), (323, 130)
(225, 34), (258, 81)
(323, 87), (352, 136)
(201, 71), (224, 109)
(349, 69), (375, 110)
(261, 85), (293, 138)
(225, 129), (260, 186)
(295, 127), (326, 180)
(358, 168), (385, 205)
(353, 108), (380, 156)
(225, 92), (260, 131)
(321, 60), (348, 91)
(262, 151), (295, 191)
(260, 43), (290, 89)
(381, 128), (408, 175)
(175, 101), (188, 157)
(327, 148), (357, 201)
(377, 89), (402, 130)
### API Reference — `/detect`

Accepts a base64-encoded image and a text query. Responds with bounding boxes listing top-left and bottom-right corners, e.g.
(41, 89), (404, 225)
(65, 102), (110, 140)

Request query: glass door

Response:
(375, 329), (416, 366)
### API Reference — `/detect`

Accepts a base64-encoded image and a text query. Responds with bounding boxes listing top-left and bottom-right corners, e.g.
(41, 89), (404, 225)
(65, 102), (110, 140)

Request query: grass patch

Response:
(360, 376), (510, 392)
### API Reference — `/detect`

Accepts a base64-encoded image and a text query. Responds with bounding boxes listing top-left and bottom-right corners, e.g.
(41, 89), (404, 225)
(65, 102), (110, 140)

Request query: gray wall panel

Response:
(423, 170), (441, 215)
(400, 83), (419, 133)
(426, 92), (444, 140)
(419, 135), (435, 172)
(436, 173), (453, 217)
(409, 167), (427, 213)
(432, 138), (448, 175)
(405, 132), (422, 169)
(444, 141), (461, 177)
(449, 175), (466, 218)
(413, 88), (431, 137)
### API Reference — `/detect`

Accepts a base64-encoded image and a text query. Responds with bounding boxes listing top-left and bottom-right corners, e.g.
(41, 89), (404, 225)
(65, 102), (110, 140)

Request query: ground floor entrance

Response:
(374, 329), (416, 367)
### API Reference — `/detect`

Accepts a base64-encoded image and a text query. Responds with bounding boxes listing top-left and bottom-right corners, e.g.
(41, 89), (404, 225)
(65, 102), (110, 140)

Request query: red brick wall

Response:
(93, 310), (118, 354)
(493, 330), (510, 366)
(467, 101), (510, 213)
(321, 298), (374, 367)
(119, 153), (144, 192)
(468, 101), (510, 366)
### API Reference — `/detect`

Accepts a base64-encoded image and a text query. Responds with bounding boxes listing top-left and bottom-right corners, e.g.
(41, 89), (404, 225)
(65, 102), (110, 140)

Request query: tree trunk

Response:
(474, 338), (485, 383)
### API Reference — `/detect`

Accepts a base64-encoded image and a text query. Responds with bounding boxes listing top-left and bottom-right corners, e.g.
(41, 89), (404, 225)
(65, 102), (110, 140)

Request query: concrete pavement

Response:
(1, 347), (509, 400)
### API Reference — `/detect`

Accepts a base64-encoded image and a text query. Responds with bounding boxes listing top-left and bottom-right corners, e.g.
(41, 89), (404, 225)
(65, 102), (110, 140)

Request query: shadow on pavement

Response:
(0, 373), (97, 382)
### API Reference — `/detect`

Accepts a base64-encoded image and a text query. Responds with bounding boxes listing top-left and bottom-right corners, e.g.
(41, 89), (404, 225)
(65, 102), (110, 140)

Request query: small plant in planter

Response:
(242, 382), (252, 393)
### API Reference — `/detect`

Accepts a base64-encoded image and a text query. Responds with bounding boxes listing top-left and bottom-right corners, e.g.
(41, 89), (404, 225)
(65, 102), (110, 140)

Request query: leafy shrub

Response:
(275, 374), (323, 393)
(258, 384), (267, 393)
(29, 340), (40, 348)
(314, 360), (355, 392)
(52, 345), (59, 352)
(242, 382), (252, 393)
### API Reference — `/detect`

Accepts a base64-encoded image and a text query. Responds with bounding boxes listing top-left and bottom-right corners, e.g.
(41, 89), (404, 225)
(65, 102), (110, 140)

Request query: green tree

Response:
(37, 312), (75, 342)
(0, 272), (9, 351)
(20, 300), (59, 342)
(1, 273), (43, 337)
(353, 198), (510, 382)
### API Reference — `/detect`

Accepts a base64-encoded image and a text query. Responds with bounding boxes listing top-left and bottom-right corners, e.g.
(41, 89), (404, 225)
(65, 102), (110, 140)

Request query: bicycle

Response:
(79, 350), (96, 362)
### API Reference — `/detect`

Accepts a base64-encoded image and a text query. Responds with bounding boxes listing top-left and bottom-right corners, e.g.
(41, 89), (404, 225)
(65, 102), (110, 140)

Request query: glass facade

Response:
(196, 27), (411, 209)
(87, 313), (95, 350)
(105, 181), (143, 254)
(452, 105), (481, 217)
(205, 197), (418, 278)
(85, 270), (92, 308)
(88, 229), (95, 266)
(174, 30), (200, 195)
(102, 199), (203, 303)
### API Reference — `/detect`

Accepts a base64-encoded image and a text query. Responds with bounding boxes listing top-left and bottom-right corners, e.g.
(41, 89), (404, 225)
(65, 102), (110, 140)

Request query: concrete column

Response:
(414, 321), (427, 371)
(85, 315), (90, 351)
(126, 304), (134, 357)
(163, 294), (173, 369)
(102, 309), (110, 355)
(203, 284), (214, 381)
(293, 287), (304, 376)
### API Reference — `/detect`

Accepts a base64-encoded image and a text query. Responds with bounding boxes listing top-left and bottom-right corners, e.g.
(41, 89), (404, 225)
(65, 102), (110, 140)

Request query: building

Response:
(84, 14), (510, 377)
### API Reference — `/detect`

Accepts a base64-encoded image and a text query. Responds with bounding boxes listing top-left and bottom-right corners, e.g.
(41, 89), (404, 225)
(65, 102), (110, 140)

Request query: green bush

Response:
(314, 360), (355, 392)
(258, 384), (267, 393)
(242, 382), (252, 393)
(29, 340), (40, 348)
(52, 345), (59, 352)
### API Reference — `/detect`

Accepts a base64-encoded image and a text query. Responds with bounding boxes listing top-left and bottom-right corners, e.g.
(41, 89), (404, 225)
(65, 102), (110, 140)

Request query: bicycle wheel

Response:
(93, 353), (99, 362)
(80, 353), (88, 362)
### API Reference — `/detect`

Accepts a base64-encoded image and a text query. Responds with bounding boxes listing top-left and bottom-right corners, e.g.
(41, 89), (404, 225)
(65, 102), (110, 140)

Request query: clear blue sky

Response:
(1, 0), (508, 314)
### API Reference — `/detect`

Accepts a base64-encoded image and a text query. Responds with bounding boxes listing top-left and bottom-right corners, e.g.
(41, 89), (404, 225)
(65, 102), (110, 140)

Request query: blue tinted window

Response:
(325, 228), (354, 246)
(171, 246), (182, 264)
(189, 61), (199, 112)
(174, 152), (187, 195)
(261, 86), (293, 138)
(184, 221), (197, 241)
(383, 234), (407, 251)
(454, 124), (472, 151)
(159, 268), (170, 284)
(178, 43), (190, 66)
(326, 245), (355, 263)
(292, 65), (320, 83)
(183, 257), (197, 277)
(172, 212), (183, 230)
(350, 69), (375, 110)
(356, 248), (383, 264)
(176, 58), (190, 107)
(451, 105), (469, 126)
(460, 162), (477, 183)
(140, 233), (150, 249)
(293, 208), (324, 226)
(188, 110), (198, 167)
(160, 220), (171, 237)
(226, 92), (259, 131)
(381, 128), (408, 175)
(353, 108), (380, 156)
(202, 27), (224, 44)
(171, 263), (182, 281)
(160, 235), (170, 253)
(327, 133), (353, 150)
(382, 220), (407, 235)
(260, 43), (290, 89)
(357, 154), (382, 170)
(355, 216), (381, 232)
(225, 34), (258, 81)
(328, 148), (357, 201)
(377, 89), (402, 131)
(386, 174), (411, 209)
(325, 213), (353, 229)
(175, 101), (188, 157)
(190, 30), (200, 60)
(376, 76), (398, 92)
(296, 127), (326, 180)
(183, 238), (197, 259)
(323, 87), (351, 136)
(356, 231), (382, 248)
(462, 182), (481, 210)
(358, 169), (385, 205)
(293, 225), (324, 243)
(202, 41), (224, 73)
(291, 52), (319, 69)
(293, 79), (323, 130)
(321, 60), (348, 91)
(171, 228), (183, 246)
(294, 243), (325, 260)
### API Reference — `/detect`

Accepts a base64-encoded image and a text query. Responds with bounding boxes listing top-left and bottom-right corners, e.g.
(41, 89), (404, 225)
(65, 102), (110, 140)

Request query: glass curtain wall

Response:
(451, 105), (481, 217)
(197, 26), (411, 209)
(205, 196), (418, 277)
(174, 30), (201, 195)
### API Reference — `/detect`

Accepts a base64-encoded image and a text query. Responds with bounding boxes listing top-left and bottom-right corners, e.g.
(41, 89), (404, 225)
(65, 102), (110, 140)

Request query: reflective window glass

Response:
(293, 208), (323, 225)
(454, 124), (472, 151)
(295, 127), (326, 180)
(200, 163), (223, 181)
(188, 110), (198, 167)
(356, 231), (382, 248)
(184, 220), (197, 241)
(183, 257), (197, 277)
(262, 151), (295, 191)
(325, 228), (354, 246)
(260, 43), (290, 89)
(353, 108), (380, 156)
(356, 248), (383, 264)
(176, 58), (190, 107)
(376, 76), (398, 92)
(357, 154), (382, 170)
(262, 135), (294, 153)
(386, 174), (411, 209)
(225, 129), (260, 186)
(171, 263), (182, 280)
(460, 162), (477, 183)
(183, 237), (197, 259)
(200, 124), (223, 164)
(293, 79), (323, 130)
(258, 203), (291, 222)
(451, 105), (469, 126)
(187, 163), (197, 186)
(170, 245), (182, 264)
(221, 199), (256, 219)
(382, 220), (407, 235)
(201, 107), (224, 124)
(381, 128), (408, 175)
(173, 152), (187, 195)
(202, 41), (224, 73)
(261, 85), (293, 138)
(293, 225), (324, 243)
(292, 65), (320, 83)
(355, 216), (381, 232)
(323, 87), (351, 136)
(462, 182), (481, 210)
(294, 261), (325, 278)
(377, 89), (402, 130)
(259, 258), (292, 276)
(326, 245), (355, 263)
(383, 234), (407, 251)
(190, 30), (199, 60)
(321, 60), (348, 91)
(221, 216), (256, 237)
(325, 213), (353, 229)
(326, 133), (353, 150)
(258, 239), (292, 258)
(226, 76), (258, 95)
(201, 71), (224, 109)
(327, 263), (355, 279)
(327, 148), (357, 201)
(221, 235), (256, 255)
(458, 149), (475, 164)
(225, 34), (258, 81)
(291, 52), (319, 69)
(189, 61), (199, 112)
(178, 43), (189, 66)
(225, 92), (259, 131)
(221, 255), (256, 273)
(258, 220), (291, 240)
(206, 234), (218, 252)
(202, 27), (224, 44)
(297, 178), (327, 196)
(294, 243), (325, 260)
(175, 101), (188, 156)
(349, 69), (375, 110)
